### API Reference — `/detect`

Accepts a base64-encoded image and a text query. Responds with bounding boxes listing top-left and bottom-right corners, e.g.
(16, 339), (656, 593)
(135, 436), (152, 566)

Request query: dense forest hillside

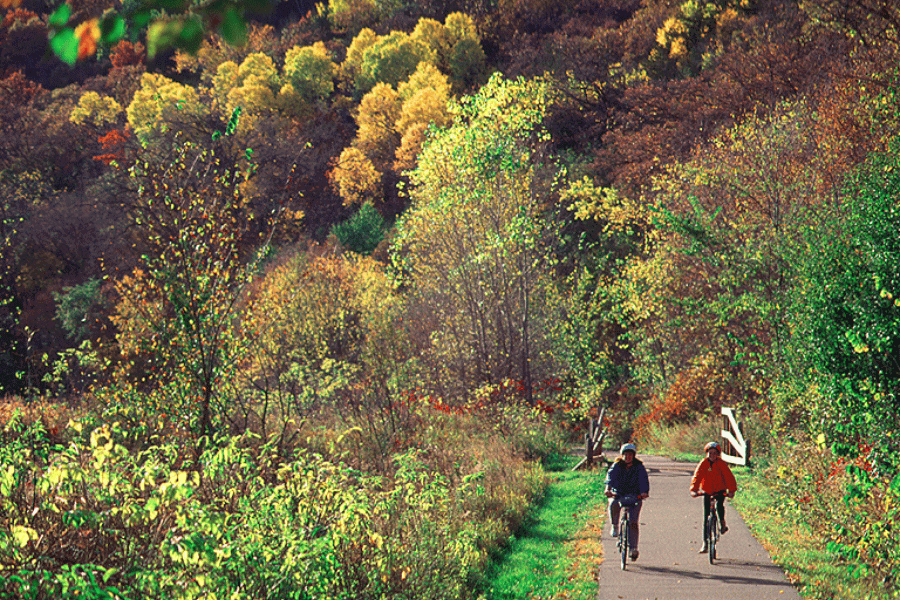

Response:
(2, 0), (900, 597)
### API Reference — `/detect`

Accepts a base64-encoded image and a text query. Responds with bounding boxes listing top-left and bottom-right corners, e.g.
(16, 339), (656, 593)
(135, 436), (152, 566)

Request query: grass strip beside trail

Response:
(478, 455), (607, 600)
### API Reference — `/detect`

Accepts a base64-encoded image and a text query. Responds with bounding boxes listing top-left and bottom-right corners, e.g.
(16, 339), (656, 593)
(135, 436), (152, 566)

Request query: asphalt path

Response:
(597, 454), (801, 600)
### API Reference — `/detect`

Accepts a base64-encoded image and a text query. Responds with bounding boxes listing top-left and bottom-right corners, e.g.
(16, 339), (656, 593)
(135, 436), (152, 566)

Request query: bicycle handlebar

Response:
(692, 490), (732, 498)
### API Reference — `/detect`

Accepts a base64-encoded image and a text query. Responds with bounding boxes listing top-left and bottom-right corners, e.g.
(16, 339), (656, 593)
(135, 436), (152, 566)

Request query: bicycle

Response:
(614, 494), (641, 570)
(702, 491), (727, 564)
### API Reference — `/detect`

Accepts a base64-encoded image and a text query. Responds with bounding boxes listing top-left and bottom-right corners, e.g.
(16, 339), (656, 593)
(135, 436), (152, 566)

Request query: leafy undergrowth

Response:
(476, 454), (606, 600)
(0, 398), (571, 600)
(730, 468), (870, 599)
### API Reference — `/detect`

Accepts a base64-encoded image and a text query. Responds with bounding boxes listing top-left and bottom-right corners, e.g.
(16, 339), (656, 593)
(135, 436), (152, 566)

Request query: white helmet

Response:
(620, 443), (637, 454)
(705, 442), (720, 452)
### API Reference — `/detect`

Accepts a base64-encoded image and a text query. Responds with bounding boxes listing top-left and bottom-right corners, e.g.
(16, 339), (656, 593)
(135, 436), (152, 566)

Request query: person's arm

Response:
(689, 461), (703, 496)
(638, 464), (650, 498)
(723, 462), (737, 497)
(605, 463), (620, 497)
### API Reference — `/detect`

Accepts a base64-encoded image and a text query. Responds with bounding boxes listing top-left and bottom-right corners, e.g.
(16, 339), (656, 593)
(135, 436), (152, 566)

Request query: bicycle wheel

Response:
(707, 511), (717, 564)
(620, 511), (629, 570)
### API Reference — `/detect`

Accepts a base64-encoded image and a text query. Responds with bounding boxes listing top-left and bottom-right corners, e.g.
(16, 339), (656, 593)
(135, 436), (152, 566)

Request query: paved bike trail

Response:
(597, 454), (801, 600)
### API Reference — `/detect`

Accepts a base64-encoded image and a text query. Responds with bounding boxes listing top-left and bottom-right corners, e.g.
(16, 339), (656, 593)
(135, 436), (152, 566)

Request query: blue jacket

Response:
(605, 458), (650, 497)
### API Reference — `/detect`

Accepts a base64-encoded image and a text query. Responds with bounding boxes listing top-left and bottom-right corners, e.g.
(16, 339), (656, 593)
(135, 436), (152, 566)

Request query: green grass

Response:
(477, 454), (607, 600)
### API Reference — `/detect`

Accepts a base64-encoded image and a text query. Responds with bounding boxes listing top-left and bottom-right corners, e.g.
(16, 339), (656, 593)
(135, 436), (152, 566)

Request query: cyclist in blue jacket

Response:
(605, 443), (650, 560)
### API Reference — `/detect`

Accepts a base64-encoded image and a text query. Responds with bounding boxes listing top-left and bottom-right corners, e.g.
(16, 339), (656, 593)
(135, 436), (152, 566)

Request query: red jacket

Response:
(690, 458), (737, 495)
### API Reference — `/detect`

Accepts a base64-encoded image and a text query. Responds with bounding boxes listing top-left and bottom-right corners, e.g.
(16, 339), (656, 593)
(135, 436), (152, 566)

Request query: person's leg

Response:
(628, 502), (642, 558)
(716, 494), (727, 532)
(699, 495), (712, 552)
(608, 499), (621, 536)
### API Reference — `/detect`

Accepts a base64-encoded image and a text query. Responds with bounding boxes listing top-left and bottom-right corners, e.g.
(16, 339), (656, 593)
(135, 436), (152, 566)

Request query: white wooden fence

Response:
(720, 406), (750, 466)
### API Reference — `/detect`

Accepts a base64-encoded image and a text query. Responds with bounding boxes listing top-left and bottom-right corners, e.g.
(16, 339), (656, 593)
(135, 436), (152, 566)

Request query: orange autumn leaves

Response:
(74, 18), (100, 60)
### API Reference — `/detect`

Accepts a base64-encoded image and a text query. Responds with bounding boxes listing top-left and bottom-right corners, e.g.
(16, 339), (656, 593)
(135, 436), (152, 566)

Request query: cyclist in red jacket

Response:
(690, 442), (737, 553)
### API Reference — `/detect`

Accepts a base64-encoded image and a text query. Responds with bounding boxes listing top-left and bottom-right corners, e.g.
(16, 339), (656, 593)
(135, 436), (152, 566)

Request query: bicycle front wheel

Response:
(708, 513), (717, 564)
(620, 515), (628, 570)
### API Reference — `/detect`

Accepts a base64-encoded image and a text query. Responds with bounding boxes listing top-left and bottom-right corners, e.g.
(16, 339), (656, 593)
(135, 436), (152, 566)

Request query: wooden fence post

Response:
(574, 406), (607, 470)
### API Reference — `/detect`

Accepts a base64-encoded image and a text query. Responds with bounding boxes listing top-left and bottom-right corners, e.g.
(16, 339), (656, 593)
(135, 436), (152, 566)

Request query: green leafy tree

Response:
(442, 13), (487, 91)
(560, 178), (651, 408)
(283, 42), (337, 106)
(406, 13), (486, 93)
(331, 202), (387, 255)
(45, 0), (272, 64)
(618, 101), (824, 407)
(355, 31), (436, 95)
(392, 74), (562, 402)
(53, 279), (105, 342)
(793, 141), (900, 471)
(339, 27), (380, 94)
(110, 138), (264, 446)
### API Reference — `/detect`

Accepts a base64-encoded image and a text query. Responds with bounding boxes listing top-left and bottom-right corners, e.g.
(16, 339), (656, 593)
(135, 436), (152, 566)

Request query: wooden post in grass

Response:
(575, 406), (607, 470)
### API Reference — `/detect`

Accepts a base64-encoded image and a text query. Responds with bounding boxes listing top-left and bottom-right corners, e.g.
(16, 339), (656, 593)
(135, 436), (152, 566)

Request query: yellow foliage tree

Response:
(410, 18), (453, 67)
(327, 0), (379, 35)
(397, 62), (451, 102)
(344, 65), (450, 197)
(227, 74), (276, 115)
(238, 52), (279, 87)
(126, 73), (205, 143)
(396, 88), (451, 140)
(353, 82), (401, 170)
(69, 91), (122, 126)
(238, 249), (409, 436)
(331, 146), (382, 206)
(394, 122), (428, 172)
(211, 60), (241, 107)
(248, 250), (399, 369)
(339, 27), (379, 94)
(213, 52), (281, 125)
